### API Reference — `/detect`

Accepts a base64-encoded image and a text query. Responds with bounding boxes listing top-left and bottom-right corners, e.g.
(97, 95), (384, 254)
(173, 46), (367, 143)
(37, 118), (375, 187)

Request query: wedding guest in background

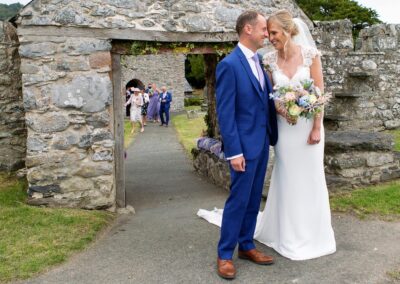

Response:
(145, 82), (152, 94)
(125, 87), (132, 117)
(141, 89), (150, 126)
(125, 88), (144, 133)
(147, 83), (160, 123)
(159, 86), (172, 127)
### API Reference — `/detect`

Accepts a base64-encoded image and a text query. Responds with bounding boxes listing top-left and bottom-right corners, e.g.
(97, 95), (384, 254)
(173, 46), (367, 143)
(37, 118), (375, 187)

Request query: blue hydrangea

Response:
(298, 96), (310, 107)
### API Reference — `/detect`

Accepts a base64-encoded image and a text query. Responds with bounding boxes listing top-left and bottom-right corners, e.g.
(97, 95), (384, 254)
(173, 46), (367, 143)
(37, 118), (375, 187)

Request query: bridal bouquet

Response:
(269, 79), (331, 124)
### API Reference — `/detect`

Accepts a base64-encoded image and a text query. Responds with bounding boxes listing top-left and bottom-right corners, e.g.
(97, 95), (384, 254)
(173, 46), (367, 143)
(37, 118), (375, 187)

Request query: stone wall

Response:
(193, 148), (275, 196)
(314, 21), (400, 189)
(0, 21), (26, 171)
(313, 20), (400, 132)
(324, 131), (400, 189)
(19, 35), (115, 208)
(121, 53), (185, 112)
(16, 0), (310, 33)
(193, 149), (230, 192)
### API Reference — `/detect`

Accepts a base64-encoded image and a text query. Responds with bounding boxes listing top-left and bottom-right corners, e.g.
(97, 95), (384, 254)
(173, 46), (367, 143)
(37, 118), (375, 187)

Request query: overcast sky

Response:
(0, 0), (399, 23)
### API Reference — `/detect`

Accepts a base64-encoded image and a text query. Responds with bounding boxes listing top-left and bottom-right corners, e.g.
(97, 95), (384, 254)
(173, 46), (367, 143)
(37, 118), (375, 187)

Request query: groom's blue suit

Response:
(216, 46), (278, 260)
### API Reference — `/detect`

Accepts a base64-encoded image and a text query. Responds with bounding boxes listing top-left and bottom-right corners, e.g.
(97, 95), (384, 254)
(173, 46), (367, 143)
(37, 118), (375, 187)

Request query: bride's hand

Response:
(276, 104), (287, 117)
(285, 114), (297, 125)
(307, 128), (321, 145)
(277, 107), (297, 125)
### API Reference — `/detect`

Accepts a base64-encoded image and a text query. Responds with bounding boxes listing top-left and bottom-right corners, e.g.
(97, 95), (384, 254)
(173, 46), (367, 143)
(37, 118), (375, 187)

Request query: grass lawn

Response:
(0, 173), (114, 283)
(184, 105), (202, 111)
(171, 111), (206, 157)
(330, 180), (400, 220)
(124, 119), (138, 148)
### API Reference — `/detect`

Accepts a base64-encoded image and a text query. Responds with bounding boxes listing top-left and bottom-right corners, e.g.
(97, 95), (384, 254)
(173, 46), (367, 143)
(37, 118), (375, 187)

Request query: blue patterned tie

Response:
(252, 53), (265, 91)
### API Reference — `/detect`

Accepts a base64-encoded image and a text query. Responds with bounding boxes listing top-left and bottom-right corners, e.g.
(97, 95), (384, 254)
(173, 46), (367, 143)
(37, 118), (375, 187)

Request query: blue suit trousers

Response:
(218, 143), (270, 260)
(159, 104), (170, 125)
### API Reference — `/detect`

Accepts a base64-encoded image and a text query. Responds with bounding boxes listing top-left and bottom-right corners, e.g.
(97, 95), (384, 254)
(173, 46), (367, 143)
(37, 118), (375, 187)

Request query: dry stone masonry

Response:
(20, 34), (115, 208)
(314, 21), (400, 132)
(16, 0), (309, 33)
(314, 21), (400, 189)
(0, 21), (25, 171)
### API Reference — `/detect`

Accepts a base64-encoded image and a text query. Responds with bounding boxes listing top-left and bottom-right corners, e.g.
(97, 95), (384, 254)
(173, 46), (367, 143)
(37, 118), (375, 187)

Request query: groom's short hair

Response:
(236, 11), (261, 35)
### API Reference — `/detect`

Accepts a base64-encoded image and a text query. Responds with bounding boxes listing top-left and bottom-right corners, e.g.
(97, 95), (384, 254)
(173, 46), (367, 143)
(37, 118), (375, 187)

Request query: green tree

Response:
(185, 54), (205, 89)
(0, 3), (23, 21)
(295, 0), (381, 29)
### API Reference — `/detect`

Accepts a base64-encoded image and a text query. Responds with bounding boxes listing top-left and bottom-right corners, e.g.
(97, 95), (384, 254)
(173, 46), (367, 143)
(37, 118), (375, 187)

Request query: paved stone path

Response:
(21, 122), (400, 284)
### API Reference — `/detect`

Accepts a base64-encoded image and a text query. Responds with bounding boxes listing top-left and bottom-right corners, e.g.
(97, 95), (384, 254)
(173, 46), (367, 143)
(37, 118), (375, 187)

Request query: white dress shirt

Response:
(238, 42), (262, 82)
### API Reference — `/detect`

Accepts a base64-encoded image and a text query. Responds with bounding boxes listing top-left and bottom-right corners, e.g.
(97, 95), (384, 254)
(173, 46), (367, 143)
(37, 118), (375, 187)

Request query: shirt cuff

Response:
(226, 153), (243, 160)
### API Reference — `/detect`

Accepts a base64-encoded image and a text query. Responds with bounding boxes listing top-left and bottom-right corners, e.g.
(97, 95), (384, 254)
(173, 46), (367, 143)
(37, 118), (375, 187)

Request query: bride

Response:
(198, 10), (336, 261)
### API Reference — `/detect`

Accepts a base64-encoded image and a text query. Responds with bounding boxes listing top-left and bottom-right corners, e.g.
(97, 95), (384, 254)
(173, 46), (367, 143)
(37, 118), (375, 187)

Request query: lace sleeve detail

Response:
(262, 51), (278, 72)
(302, 45), (322, 67)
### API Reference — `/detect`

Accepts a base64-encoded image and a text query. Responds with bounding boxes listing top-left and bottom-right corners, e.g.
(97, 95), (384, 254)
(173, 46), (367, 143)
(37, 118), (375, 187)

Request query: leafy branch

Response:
(130, 41), (236, 56)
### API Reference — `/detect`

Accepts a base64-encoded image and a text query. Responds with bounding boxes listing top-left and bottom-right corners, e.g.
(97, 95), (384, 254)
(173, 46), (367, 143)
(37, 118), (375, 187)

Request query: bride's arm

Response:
(268, 71), (296, 124)
(308, 55), (324, 144)
(268, 71), (286, 117)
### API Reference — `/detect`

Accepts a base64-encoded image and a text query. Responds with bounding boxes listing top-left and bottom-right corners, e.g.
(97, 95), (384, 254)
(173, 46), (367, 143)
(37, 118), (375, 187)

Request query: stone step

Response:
(333, 91), (373, 98)
(325, 131), (393, 153)
(324, 114), (351, 122)
(325, 174), (352, 190)
(347, 71), (374, 78)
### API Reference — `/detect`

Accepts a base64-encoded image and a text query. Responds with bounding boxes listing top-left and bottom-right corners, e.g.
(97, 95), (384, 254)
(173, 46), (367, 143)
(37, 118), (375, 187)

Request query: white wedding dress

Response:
(198, 45), (336, 261)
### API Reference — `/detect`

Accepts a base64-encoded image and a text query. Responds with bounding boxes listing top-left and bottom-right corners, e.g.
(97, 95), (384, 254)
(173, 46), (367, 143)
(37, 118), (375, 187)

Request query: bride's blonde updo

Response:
(268, 10), (299, 37)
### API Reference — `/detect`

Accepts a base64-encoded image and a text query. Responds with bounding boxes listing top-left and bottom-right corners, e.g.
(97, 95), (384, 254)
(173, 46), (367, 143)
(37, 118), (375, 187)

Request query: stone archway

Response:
(125, 79), (145, 116)
(125, 79), (145, 91)
(111, 41), (222, 208)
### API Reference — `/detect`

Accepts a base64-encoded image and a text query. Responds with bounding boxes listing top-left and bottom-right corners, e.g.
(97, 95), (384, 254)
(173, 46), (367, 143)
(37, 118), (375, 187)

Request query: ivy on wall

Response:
(130, 41), (236, 56)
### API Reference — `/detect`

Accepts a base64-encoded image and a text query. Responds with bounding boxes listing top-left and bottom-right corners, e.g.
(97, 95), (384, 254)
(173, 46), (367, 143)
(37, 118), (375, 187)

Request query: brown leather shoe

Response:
(238, 249), (274, 265)
(217, 258), (236, 279)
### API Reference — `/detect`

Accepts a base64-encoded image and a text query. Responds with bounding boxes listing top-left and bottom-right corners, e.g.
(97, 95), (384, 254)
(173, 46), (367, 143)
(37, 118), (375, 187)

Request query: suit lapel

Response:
(234, 47), (264, 102)
(263, 68), (273, 97)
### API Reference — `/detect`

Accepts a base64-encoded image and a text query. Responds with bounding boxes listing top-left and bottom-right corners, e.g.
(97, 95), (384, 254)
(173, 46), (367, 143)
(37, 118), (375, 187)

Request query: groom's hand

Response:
(230, 156), (246, 172)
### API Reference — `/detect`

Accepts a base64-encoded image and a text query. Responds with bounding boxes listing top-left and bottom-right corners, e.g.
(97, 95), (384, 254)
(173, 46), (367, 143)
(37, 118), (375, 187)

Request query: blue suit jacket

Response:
(159, 92), (172, 109)
(216, 46), (278, 160)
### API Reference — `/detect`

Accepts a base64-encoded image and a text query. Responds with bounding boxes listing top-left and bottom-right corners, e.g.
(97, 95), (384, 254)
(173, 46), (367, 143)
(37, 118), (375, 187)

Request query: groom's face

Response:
(249, 15), (269, 49)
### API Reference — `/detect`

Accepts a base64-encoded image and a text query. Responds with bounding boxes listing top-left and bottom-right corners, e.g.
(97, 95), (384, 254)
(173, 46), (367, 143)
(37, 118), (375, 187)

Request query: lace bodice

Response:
(263, 45), (321, 87)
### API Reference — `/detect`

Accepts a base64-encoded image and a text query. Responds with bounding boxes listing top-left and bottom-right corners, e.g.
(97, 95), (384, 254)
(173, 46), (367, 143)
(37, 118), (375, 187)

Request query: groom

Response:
(215, 11), (278, 279)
